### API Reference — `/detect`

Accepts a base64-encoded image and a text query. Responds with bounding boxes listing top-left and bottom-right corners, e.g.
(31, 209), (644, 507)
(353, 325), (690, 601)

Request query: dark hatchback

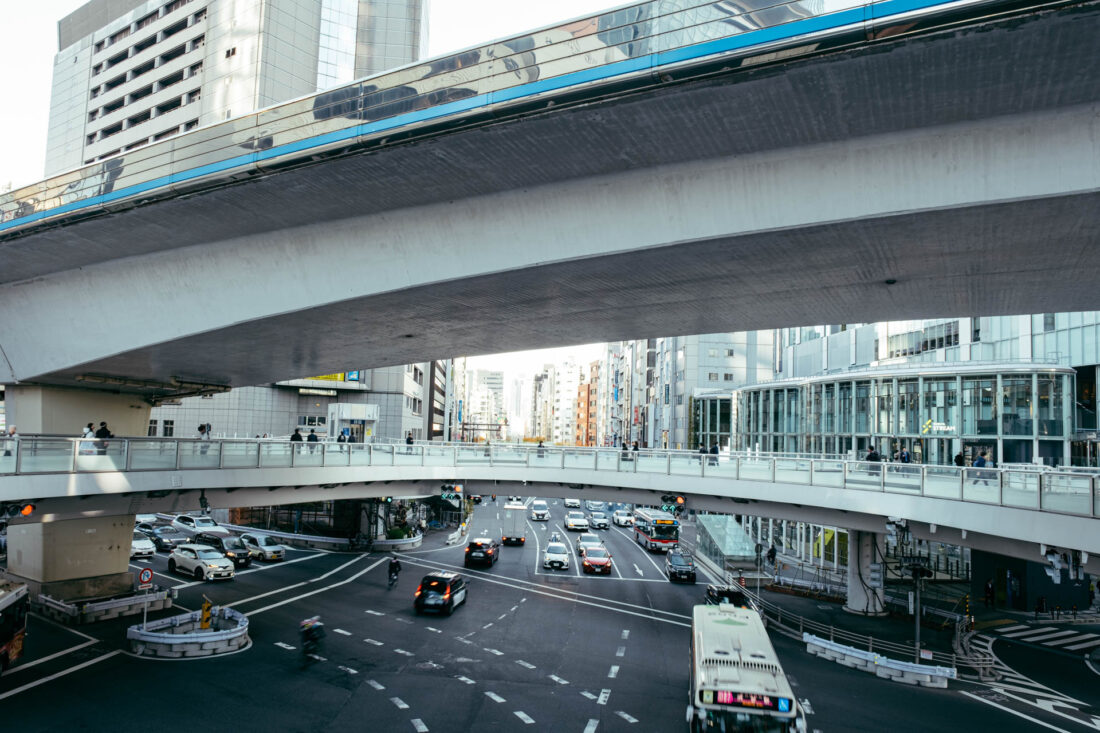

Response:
(194, 532), (254, 568)
(144, 526), (189, 552)
(665, 549), (697, 583)
(413, 572), (467, 615)
(464, 537), (500, 568)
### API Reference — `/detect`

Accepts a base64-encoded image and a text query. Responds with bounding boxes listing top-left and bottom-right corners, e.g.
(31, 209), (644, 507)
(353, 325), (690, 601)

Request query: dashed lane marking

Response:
(514, 712), (535, 724)
(366, 609), (385, 616)
(615, 711), (638, 724)
(485, 692), (506, 703)
(456, 676), (476, 685)
(483, 622), (494, 629)
(394, 649), (414, 656)
(581, 691), (597, 700)
(584, 720), (599, 733)
(393, 618), (414, 625)
(616, 646), (626, 657)
(516, 660), (536, 669)
(598, 689), (611, 705)
(457, 637), (474, 644)
(426, 627), (442, 634)
(498, 614), (507, 620)
(608, 665), (619, 678)
(390, 697), (409, 710)
(337, 666), (358, 674)
(511, 605), (518, 612)
(549, 675), (569, 685)
(455, 657), (480, 663)
(306, 654), (327, 662)
(274, 642), (295, 650)
(800, 698), (815, 715)
(484, 648), (503, 655)
(368, 680), (385, 690)
(621, 630), (630, 640)
(412, 719), (429, 733)
(333, 628), (352, 636)
(364, 638), (384, 646)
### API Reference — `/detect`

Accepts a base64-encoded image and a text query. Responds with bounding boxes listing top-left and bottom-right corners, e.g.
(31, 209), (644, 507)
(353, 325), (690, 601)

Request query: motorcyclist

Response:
(300, 616), (325, 648)
(388, 555), (402, 582)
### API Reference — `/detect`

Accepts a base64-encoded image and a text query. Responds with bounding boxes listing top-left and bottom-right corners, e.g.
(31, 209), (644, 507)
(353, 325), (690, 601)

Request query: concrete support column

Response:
(845, 530), (887, 616)
(5, 515), (136, 600)
(5, 385), (150, 436)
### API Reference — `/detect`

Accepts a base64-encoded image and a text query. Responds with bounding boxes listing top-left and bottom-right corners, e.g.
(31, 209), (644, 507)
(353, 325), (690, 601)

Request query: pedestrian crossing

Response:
(992, 623), (1100, 651)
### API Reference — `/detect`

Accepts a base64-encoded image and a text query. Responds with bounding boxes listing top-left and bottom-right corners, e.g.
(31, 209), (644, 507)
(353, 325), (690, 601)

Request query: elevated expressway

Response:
(1, 0), (1099, 410)
(2, 438), (1096, 575)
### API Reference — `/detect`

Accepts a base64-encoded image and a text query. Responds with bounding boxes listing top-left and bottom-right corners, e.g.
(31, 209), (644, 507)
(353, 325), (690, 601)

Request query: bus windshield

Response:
(699, 709), (799, 732)
(651, 524), (678, 540)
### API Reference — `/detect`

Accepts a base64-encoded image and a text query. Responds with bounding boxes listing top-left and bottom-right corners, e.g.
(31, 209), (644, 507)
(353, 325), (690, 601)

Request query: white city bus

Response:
(632, 507), (679, 552)
(689, 604), (806, 732)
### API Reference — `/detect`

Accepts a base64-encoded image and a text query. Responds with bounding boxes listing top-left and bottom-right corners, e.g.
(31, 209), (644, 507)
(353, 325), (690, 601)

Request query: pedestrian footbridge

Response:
(1, 438), (1096, 569)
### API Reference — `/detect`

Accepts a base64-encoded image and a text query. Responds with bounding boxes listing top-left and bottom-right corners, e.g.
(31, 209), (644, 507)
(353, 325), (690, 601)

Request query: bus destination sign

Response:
(700, 690), (792, 712)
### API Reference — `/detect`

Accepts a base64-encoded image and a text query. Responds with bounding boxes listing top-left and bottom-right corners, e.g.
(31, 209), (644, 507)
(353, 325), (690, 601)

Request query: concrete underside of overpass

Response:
(6, 466), (1097, 575)
(1, 3), (1099, 395)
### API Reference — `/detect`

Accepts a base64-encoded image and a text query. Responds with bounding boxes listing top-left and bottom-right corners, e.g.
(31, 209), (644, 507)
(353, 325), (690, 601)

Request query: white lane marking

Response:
(306, 654), (327, 662)
(243, 557), (388, 616)
(580, 691), (597, 700)
(608, 665), (619, 678)
(309, 552), (373, 581)
(456, 637), (473, 644)
(633, 564), (643, 576)
(549, 675), (569, 685)
(511, 605), (518, 612)
(516, 660), (536, 669)
(612, 526), (667, 574)
(456, 676), (476, 684)
(236, 551), (330, 577)
(598, 689), (611, 705)
(483, 622), (493, 629)
(484, 648), (503, 655)
(0, 651), (121, 702)
(1014, 630), (1080, 643)
(621, 629), (630, 640)
(993, 625), (1030, 633)
(960, 692), (1071, 732)
(333, 628), (352, 636)
(800, 698), (815, 715)
(1001, 626), (1061, 638)
(399, 556), (690, 627)
(485, 692), (506, 703)
(412, 719), (429, 733)
(366, 609), (385, 616)
(1063, 638), (1100, 651)
(274, 642), (296, 650)
(514, 711), (535, 724)
(615, 711), (638, 723)
(391, 697), (409, 710)
(498, 614), (507, 621)
(393, 618), (414, 625)
(338, 666), (358, 674)
(394, 649), (414, 656)
(0, 639), (99, 677)
(584, 720), (599, 733)
(365, 638), (384, 646)
(368, 680), (385, 690)
(616, 646), (626, 657)
(1046, 633), (1098, 647)
(426, 627), (442, 634)
(456, 657), (480, 663)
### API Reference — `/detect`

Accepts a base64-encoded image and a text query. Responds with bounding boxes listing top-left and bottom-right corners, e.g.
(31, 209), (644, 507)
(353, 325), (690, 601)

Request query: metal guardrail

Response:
(4, 437), (1096, 521)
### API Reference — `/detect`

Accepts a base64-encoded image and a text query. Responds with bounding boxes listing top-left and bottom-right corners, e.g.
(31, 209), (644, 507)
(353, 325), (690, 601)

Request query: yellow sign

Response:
(201, 598), (212, 629)
(309, 373), (345, 381)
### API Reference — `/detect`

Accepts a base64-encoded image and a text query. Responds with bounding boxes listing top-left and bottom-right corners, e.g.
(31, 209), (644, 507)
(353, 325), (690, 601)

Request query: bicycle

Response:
(299, 616), (325, 668)
(388, 570), (399, 589)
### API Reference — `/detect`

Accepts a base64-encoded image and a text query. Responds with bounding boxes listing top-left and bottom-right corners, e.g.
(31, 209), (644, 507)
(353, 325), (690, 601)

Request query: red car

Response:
(582, 545), (613, 575)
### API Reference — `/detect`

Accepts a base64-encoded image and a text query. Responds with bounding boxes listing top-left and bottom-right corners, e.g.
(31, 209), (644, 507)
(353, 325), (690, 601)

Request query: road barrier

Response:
(127, 606), (250, 658)
(36, 588), (175, 625)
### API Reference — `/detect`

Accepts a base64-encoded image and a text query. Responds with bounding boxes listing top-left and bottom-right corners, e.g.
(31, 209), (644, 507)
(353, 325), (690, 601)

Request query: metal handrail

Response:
(0, 437), (1095, 519)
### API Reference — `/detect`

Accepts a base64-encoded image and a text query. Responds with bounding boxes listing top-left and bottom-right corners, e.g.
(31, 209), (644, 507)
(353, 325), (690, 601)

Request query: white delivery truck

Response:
(501, 502), (528, 545)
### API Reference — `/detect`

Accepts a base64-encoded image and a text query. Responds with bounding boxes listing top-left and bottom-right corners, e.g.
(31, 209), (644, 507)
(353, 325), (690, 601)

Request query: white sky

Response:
(0, 0), (619, 372)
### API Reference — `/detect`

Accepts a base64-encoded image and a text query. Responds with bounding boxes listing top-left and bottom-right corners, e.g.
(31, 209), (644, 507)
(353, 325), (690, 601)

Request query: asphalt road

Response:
(2, 498), (1094, 732)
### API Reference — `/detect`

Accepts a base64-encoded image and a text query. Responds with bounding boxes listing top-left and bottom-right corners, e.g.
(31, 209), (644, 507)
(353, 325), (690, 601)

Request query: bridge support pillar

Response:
(3, 515), (136, 601)
(4, 385), (150, 435)
(844, 530), (887, 616)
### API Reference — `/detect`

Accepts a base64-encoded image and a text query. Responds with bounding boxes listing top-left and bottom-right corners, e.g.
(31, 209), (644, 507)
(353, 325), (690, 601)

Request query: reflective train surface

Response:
(0, 0), (1073, 237)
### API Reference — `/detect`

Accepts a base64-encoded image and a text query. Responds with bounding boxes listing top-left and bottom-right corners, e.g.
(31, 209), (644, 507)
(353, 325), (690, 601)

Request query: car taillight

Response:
(415, 584), (422, 597)
(465, 547), (470, 552)
(443, 591), (451, 600)
(583, 561), (591, 567)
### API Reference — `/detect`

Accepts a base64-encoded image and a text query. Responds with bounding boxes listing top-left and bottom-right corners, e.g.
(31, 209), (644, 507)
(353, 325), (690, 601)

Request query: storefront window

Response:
(787, 389), (800, 434)
(876, 380), (893, 434)
(810, 386), (822, 433)
(1036, 374), (1064, 436)
(962, 378), (996, 435)
(855, 382), (870, 432)
(772, 390), (784, 434)
(761, 390), (770, 433)
(922, 379), (957, 435)
(823, 384), (836, 432)
(838, 382), (852, 433)
(898, 380), (919, 434)
(1001, 377), (1033, 436)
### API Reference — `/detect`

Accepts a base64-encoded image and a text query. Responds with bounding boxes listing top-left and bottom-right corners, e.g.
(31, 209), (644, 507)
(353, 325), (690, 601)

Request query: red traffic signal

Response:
(3, 502), (35, 518)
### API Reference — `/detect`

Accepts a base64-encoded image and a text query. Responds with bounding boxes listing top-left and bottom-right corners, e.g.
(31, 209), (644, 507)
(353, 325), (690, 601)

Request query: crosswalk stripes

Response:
(991, 624), (1100, 651)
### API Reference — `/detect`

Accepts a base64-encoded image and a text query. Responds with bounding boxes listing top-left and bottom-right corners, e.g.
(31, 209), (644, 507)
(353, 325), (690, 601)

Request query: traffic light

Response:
(910, 565), (933, 580)
(659, 495), (686, 513)
(3, 502), (35, 518)
(382, 496), (393, 504)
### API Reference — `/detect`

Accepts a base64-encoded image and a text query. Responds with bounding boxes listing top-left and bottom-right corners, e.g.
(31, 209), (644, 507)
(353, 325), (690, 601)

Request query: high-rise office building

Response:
(45, 0), (427, 175)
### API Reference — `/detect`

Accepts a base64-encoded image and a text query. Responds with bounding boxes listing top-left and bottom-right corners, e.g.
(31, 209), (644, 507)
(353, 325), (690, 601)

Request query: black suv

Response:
(464, 537), (500, 568)
(414, 572), (467, 615)
(704, 584), (758, 613)
(194, 532), (253, 568)
(665, 549), (697, 583)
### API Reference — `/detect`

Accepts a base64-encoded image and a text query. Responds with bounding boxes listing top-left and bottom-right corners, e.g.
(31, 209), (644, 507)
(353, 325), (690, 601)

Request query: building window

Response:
(708, 373), (718, 381)
(707, 349), (717, 358)
(162, 420), (174, 437)
(723, 374), (734, 381)
(225, 47), (237, 58)
(298, 415), (326, 427)
(147, 419), (158, 437)
(1043, 313), (1055, 332)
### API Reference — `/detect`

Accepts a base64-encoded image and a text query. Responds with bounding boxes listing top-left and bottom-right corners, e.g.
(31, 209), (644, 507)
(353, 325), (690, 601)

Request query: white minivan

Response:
(529, 500), (550, 521)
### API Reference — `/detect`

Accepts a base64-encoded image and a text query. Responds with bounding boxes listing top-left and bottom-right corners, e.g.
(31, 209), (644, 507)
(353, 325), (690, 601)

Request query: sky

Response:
(0, 0), (621, 372)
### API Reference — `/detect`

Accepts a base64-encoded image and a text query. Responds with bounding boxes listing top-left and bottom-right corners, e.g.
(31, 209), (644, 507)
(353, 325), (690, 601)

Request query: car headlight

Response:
(207, 563), (221, 568)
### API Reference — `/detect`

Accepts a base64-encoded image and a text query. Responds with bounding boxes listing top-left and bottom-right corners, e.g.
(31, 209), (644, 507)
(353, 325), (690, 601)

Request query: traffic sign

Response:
(137, 567), (153, 590)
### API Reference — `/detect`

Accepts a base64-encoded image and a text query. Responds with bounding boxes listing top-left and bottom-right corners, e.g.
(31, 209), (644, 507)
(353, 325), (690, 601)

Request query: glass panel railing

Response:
(963, 468), (1002, 504)
(129, 440), (178, 470)
(423, 445), (455, 467)
(563, 449), (596, 470)
(322, 443), (352, 466)
(597, 449), (626, 471)
(1040, 473), (1092, 514)
(883, 464), (921, 494)
(810, 460), (844, 487)
(635, 452), (668, 474)
(179, 440), (221, 469)
(348, 443), (370, 466)
(260, 442), (293, 467)
(393, 445), (423, 466)
(529, 447), (559, 468)
(492, 446), (529, 465)
(223, 441), (260, 469)
(738, 458), (773, 482)
(456, 445), (490, 464)
(291, 443), (323, 467)
(922, 466), (962, 499)
(774, 458), (811, 485)
(703, 454), (737, 478)
(1000, 471), (1038, 509)
(844, 462), (882, 491)
(670, 452), (703, 477)
(18, 438), (76, 473)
